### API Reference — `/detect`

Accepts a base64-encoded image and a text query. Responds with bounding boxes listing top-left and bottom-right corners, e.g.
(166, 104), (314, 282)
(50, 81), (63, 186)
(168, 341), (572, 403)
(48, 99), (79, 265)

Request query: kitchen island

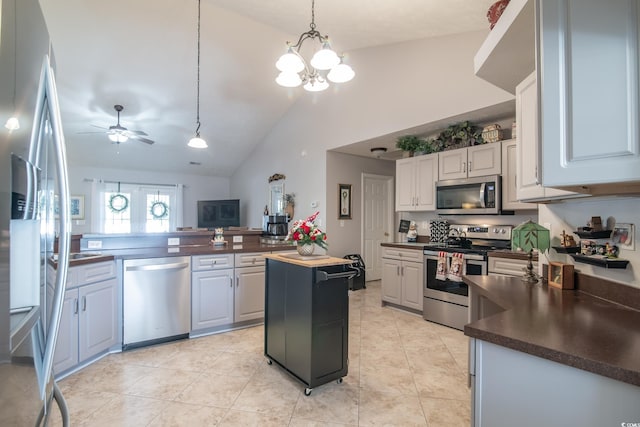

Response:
(464, 274), (640, 426)
(263, 253), (354, 395)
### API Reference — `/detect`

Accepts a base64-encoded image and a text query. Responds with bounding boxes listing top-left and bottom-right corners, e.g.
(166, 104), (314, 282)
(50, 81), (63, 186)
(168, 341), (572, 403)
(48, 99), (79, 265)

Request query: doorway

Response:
(361, 174), (394, 281)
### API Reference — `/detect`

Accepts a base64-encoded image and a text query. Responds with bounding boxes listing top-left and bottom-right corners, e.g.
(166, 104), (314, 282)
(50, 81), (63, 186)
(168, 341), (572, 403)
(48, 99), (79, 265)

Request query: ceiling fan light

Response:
(310, 43), (340, 70)
(276, 49), (305, 73)
(188, 136), (208, 149)
(276, 71), (302, 88)
(4, 116), (20, 131)
(327, 62), (355, 83)
(108, 132), (128, 143)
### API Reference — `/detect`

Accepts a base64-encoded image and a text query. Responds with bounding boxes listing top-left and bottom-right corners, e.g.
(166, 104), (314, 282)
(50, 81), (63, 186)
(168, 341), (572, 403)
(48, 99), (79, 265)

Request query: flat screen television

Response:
(197, 199), (240, 229)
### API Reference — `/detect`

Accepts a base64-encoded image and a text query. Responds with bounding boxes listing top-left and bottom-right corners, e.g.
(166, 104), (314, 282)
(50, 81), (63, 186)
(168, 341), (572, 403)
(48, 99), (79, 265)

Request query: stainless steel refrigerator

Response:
(0, 55), (72, 425)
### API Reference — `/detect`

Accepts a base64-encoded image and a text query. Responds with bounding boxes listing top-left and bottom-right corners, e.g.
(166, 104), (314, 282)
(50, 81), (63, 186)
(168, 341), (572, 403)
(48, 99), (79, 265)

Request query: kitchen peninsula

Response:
(465, 274), (640, 426)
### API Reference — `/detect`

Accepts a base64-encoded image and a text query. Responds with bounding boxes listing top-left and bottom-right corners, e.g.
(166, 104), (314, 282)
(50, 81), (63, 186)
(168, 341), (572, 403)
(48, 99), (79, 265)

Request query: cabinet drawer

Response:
(192, 254), (234, 271)
(74, 261), (116, 288)
(488, 257), (538, 276)
(234, 252), (266, 268)
(382, 247), (423, 261)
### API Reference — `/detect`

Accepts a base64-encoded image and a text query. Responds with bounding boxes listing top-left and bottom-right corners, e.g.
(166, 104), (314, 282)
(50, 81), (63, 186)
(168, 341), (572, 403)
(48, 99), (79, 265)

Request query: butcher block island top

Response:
(263, 252), (354, 268)
(464, 275), (640, 387)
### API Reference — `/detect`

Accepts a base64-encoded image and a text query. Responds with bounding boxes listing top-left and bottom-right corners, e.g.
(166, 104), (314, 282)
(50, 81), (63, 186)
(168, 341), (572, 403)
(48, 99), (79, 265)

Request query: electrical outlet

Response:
(340, 220), (344, 227)
(233, 235), (243, 243)
(87, 240), (102, 249)
(168, 237), (180, 246)
(311, 201), (318, 208)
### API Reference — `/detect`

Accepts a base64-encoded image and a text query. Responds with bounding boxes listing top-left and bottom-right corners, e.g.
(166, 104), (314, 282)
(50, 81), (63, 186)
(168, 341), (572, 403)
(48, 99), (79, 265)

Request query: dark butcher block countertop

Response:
(463, 275), (640, 387)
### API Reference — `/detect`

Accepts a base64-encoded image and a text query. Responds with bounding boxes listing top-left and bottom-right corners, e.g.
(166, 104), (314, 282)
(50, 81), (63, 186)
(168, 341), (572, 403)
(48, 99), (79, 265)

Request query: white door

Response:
(362, 174), (393, 281)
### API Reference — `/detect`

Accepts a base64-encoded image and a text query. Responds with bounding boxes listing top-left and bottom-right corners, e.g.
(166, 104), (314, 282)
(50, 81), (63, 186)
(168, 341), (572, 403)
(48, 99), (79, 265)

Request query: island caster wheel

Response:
(336, 378), (343, 384)
(304, 388), (312, 396)
(266, 359), (272, 365)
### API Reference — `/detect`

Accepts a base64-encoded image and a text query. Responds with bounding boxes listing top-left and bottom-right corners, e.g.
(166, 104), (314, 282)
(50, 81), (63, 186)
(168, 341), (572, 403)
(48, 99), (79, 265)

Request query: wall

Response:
(325, 152), (396, 257)
(539, 197), (640, 288)
(230, 30), (514, 241)
(68, 166), (230, 233)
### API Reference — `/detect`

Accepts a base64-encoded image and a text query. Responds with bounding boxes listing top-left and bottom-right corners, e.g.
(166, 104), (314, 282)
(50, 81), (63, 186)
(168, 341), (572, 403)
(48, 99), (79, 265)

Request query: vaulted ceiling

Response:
(39, 0), (497, 177)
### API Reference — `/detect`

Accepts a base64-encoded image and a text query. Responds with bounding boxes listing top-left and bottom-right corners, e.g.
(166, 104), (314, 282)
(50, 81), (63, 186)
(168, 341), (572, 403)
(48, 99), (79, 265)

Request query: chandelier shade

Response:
(4, 117), (20, 131)
(275, 0), (354, 92)
(188, 0), (208, 149)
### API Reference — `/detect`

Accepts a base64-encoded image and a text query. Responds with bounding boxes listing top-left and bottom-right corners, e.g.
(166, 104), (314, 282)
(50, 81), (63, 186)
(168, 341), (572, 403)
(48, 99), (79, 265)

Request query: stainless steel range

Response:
(423, 224), (512, 330)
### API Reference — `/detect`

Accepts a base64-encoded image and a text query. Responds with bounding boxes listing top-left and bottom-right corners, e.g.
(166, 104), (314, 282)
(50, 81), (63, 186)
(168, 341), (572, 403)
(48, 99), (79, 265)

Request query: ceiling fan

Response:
(81, 104), (155, 145)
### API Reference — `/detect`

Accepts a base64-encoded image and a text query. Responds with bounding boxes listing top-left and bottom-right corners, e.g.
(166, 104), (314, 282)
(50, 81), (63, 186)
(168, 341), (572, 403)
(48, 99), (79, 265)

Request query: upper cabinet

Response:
(396, 153), (438, 211)
(438, 144), (501, 180)
(539, 0), (640, 190)
(501, 139), (536, 210)
(476, 0), (640, 193)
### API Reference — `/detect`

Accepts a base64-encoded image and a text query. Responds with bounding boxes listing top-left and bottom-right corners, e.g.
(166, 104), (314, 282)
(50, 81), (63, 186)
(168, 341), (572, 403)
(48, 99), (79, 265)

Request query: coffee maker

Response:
(263, 214), (288, 240)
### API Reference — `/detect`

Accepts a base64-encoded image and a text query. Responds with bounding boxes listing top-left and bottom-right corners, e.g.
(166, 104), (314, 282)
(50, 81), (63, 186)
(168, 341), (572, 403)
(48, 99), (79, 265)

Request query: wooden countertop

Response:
(263, 253), (354, 268)
(381, 242), (428, 250)
(463, 275), (640, 387)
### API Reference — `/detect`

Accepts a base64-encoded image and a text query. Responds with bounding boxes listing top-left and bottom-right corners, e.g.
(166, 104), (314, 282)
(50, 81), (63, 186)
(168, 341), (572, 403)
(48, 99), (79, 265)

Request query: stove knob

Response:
(498, 228), (506, 234)
(492, 228), (499, 233)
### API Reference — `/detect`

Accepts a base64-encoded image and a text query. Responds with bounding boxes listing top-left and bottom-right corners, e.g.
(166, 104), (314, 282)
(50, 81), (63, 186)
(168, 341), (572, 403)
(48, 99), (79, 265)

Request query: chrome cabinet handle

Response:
(468, 161), (472, 172)
(396, 266), (400, 275)
(230, 277), (233, 287)
(82, 296), (87, 311)
(463, 161), (467, 173)
(236, 276), (239, 287)
(74, 298), (78, 315)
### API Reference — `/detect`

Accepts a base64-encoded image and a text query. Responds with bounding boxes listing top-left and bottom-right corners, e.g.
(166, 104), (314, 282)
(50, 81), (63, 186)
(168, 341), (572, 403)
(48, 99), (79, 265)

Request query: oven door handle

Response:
(479, 183), (486, 208)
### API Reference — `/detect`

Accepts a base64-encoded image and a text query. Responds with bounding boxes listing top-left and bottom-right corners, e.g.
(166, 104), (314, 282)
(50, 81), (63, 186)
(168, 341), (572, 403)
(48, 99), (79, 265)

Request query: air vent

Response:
(189, 161), (201, 166)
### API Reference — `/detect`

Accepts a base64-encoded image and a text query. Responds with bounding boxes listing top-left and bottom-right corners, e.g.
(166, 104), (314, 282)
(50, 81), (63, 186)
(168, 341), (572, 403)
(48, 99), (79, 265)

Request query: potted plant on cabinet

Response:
(396, 135), (422, 157)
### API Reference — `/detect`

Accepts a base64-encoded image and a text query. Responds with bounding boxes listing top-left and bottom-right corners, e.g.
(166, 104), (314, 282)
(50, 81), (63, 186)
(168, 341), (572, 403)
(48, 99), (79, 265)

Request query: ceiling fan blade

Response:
(89, 124), (109, 130)
(126, 129), (148, 136)
(77, 131), (108, 134)
(129, 134), (155, 145)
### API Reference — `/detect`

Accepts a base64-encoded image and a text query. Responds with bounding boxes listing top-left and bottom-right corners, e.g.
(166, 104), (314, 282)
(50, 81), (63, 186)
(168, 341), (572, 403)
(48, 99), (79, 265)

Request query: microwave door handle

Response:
(479, 183), (486, 208)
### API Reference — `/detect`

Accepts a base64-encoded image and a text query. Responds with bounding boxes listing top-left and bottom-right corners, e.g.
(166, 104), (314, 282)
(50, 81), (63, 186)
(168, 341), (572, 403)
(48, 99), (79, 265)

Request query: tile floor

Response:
(49, 281), (470, 426)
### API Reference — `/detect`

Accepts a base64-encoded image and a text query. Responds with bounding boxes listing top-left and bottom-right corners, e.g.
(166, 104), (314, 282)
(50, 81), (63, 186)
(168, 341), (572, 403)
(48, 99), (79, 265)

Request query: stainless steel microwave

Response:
(435, 174), (501, 215)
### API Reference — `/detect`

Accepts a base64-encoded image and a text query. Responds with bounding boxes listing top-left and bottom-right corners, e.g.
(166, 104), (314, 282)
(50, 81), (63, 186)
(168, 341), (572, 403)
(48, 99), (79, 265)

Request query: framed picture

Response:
(548, 262), (574, 289)
(612, 223), (634, 250)
(70, 195), (85, 220)
(338, 184), (352, 219)
(54, 195), (85, 220)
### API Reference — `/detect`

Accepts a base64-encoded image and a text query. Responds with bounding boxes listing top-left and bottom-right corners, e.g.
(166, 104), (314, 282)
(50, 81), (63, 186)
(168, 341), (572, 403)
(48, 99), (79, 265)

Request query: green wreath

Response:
(108, 194), (129, 213)
(149, 200), (169, 219)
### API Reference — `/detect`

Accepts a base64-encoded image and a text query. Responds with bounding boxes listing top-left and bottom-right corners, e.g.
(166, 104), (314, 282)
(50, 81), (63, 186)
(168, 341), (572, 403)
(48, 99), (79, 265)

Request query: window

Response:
(97, 182), (178, 233)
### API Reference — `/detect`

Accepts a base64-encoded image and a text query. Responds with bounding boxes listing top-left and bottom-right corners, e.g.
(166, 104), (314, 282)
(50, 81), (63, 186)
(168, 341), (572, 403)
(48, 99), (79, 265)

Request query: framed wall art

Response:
(338, 184), (352, 219)
(70, 195), (85, 220)
(612, 223), (634, 250)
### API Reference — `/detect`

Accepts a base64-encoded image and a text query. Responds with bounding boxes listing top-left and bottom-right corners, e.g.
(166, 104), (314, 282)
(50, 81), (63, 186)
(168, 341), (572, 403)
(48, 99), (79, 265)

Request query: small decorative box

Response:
(482, 124), (504, 143)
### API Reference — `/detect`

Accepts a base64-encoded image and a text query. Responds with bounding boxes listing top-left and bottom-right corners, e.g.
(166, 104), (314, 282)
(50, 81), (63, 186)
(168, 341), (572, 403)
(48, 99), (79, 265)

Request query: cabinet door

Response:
(439, 149), (467, 180)
(467, 144), (501, 178)
(234, 266), (265, 323)
(395, 157), (416, 211)
(501, 140), (536, 210)
(415, 153), (438, 211)
(79, 278), (118, 362)
(53, 289), (79, 374)
(540, 0), (640, 188)
(381, 258), (402, 304)
(191, 269), (234, 330)
(401, 261), (424, 311)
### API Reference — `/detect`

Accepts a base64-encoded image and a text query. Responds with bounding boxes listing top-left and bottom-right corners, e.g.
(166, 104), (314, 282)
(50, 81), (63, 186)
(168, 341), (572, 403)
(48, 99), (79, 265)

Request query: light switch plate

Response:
(233, 235), (243, 243)
(168, 237), (180, 246)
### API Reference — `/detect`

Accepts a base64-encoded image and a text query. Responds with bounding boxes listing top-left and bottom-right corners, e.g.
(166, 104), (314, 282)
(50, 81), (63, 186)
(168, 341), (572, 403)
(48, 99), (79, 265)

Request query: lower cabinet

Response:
(191, 268), (234, 330)
(234, 266), (265, 323)
(381, 247), (424, 311)
(54, 276), (118, 374)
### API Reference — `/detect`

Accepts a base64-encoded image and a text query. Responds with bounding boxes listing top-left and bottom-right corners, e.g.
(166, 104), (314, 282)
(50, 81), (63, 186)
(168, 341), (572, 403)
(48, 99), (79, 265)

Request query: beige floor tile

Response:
(289, 419), (357, 427)
(75, 394), (165, 427)
(146, 401), (228, 426)
(176, 372), (249, 408)
(158, 346), (224, 372)
(218, 408), (292, 426)
(360, 364), (418, 395)
(421, 397), (471, 427)
(60, 362), (158, 395)
(359, 389), (427, 426)
(231, 376), (301, 416)
(111, 342), (182, 367)
(359, 347), (409, 370)
(412, 365), (471, 401)
(292, 382), (359, 425)
(47, 389), (119, 427)
(207, 350), (263, 378)
(126, 367), (201, 400)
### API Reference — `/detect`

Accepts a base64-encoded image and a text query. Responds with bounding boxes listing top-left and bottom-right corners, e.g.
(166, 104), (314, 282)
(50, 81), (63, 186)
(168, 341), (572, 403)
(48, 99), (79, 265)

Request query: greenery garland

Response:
(149, 200), (169, 219)
(108, 194), (129, 213)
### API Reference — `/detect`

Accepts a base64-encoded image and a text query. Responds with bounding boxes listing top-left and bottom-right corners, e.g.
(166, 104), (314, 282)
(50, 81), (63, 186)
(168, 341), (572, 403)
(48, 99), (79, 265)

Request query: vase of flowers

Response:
(287, 211), (328, 256)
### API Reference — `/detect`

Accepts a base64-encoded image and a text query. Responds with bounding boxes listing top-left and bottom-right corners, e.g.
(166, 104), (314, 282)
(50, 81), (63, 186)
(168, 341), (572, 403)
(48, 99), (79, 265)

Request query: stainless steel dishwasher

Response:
(123, 256), (191, 349)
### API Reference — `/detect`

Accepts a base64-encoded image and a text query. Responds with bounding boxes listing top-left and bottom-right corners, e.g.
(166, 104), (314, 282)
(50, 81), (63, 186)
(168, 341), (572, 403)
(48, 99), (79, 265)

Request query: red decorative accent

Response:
(487, 0), (511, 30)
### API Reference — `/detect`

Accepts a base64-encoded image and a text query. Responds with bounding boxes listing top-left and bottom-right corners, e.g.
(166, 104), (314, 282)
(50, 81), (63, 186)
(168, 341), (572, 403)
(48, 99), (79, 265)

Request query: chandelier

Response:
(188, 0), (208, 148)
(275, 0), (355, 92)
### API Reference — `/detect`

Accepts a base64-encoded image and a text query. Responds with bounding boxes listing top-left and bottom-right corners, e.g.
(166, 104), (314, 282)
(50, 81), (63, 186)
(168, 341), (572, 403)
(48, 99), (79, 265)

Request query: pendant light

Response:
(188, 0), (208, 148)
(5, 0), (20, 131)
(275, 0), (355, 92)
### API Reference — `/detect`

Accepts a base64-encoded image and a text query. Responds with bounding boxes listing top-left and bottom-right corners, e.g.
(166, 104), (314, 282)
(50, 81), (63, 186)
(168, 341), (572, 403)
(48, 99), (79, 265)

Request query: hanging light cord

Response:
(195, 0), (202, 137)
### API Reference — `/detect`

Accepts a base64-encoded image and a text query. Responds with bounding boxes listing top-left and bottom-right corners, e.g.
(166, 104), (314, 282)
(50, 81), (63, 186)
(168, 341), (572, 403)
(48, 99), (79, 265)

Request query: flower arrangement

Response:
(287, 211), (327, 249)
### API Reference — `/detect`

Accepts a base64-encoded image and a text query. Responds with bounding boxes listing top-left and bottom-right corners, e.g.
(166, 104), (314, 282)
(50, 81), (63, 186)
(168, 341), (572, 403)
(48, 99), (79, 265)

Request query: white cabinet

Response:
(501, 139), (536, 210)
(438, 144), (501, 181)
(395, 153), (438, 211)
(515, 72), (584, 202)
(539, 0), (640, 189)
(53, 261), (118, 375)
(191, 254), (234, 331)
(381, 247), (423, 311)
(234, 253), (266, 323)
(488, 256), (537, 277)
